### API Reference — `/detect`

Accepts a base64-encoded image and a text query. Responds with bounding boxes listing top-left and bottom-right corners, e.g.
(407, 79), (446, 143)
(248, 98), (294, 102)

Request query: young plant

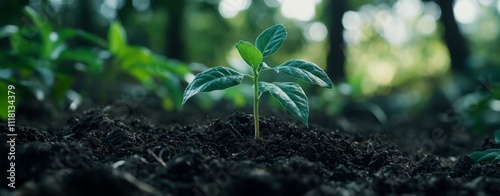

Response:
(469, 130), (500, 163)
(182, 24), (333, 140)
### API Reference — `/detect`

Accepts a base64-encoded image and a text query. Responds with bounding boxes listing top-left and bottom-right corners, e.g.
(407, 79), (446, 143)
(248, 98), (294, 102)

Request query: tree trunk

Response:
(326, 0), (347, 82)
(435, 0), (470, 73)
(164, 1), (186, 61)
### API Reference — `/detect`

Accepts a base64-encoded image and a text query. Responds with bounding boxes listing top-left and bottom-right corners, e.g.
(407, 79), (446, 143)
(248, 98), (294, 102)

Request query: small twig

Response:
(366, 142), (374, 153)
(148, 149), (166, 167)
(228, 123), (243, 139)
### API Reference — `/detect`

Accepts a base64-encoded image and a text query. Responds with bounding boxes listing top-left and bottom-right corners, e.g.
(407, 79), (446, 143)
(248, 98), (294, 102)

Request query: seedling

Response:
(182, 24), (333, 140)
(469, 130), (500, 163)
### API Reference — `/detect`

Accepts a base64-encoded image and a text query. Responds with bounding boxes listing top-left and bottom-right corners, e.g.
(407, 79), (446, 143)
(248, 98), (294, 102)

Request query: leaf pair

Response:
(235, 24), (287, 69)
(257, 60), (333, 127)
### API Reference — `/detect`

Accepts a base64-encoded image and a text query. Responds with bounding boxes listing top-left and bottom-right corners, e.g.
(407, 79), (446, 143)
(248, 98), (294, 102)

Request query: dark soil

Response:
(1, 106), (500, 196)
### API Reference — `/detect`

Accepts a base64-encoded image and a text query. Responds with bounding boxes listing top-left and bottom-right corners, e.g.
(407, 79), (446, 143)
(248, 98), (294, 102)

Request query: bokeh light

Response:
(343, 0), (450, 96)
(218, 0), (251, 18)
(367, 62), (396, 85)
(279, 0), (319, 21)
(490, 100), (500, 112)
(453, 0), (479, 24)
(99, 0), (125, 20)
(394, 0), (423, 20)
(304, 22), (328, 42)
(497, 0), (500, 14)
(342, 11), (362, 31)
(416, 15), (436, 35)
(381, 17), (410, 44)
(423, 1), (441, 20)
(48, 0), (63, 12)
(132, 0), (150, 12)
(100, 3), (117, 20)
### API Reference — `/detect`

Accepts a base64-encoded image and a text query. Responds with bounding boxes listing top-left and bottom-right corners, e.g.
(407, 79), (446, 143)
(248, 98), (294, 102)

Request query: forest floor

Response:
(1, 102), (500, 196)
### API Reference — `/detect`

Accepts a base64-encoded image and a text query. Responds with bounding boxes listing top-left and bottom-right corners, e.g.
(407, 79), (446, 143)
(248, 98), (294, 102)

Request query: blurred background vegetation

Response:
(1, 0), (499, 132)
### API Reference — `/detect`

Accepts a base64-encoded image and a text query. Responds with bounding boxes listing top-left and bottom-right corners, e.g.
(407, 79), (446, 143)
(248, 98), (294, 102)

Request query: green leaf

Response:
(57, 48), (103, 74)
(108, 21), (127, 55)
(116, 46), (153, 70)
(255, 24), (287, 58)
(182, 67), (244, 105)
(53, 74), (74, 107)
(236, 41), (263, 68)
(258, 82), (309, 127)
(23, 7), (51, 33)
(23, 6), (53, 60)
(483, 148), (500, 153)
(469, 151), (488, 163)
(35, 66), (54, 87)
(151, 56), (190, 76)
(158, 72), (183, 110)
(275, 60), (333, 88)
(477, 151), (500, 163)
(56, 28), (107, 48)
(470, 149), (500, 163)
(9, 32), (36, 54)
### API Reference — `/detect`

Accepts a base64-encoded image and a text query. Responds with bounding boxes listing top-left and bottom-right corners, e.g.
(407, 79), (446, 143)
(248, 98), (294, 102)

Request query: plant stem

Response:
(253, 69), (260, 140)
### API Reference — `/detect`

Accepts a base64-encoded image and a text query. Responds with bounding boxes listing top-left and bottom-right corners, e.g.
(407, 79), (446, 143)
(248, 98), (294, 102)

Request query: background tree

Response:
(162, 0), (186, 61)
(435, 0), (470, 73)
(325, 0), (347, 82)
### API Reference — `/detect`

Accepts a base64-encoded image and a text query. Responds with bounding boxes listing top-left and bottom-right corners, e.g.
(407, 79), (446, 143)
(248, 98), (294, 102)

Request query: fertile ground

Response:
(1, 102), (499, 196)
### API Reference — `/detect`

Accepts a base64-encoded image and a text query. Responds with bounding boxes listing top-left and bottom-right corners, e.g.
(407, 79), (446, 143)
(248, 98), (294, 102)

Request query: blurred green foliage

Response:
(0, 6), (107, 118)
(106, 21), (190, 110)
(0, 6), (190, 120)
